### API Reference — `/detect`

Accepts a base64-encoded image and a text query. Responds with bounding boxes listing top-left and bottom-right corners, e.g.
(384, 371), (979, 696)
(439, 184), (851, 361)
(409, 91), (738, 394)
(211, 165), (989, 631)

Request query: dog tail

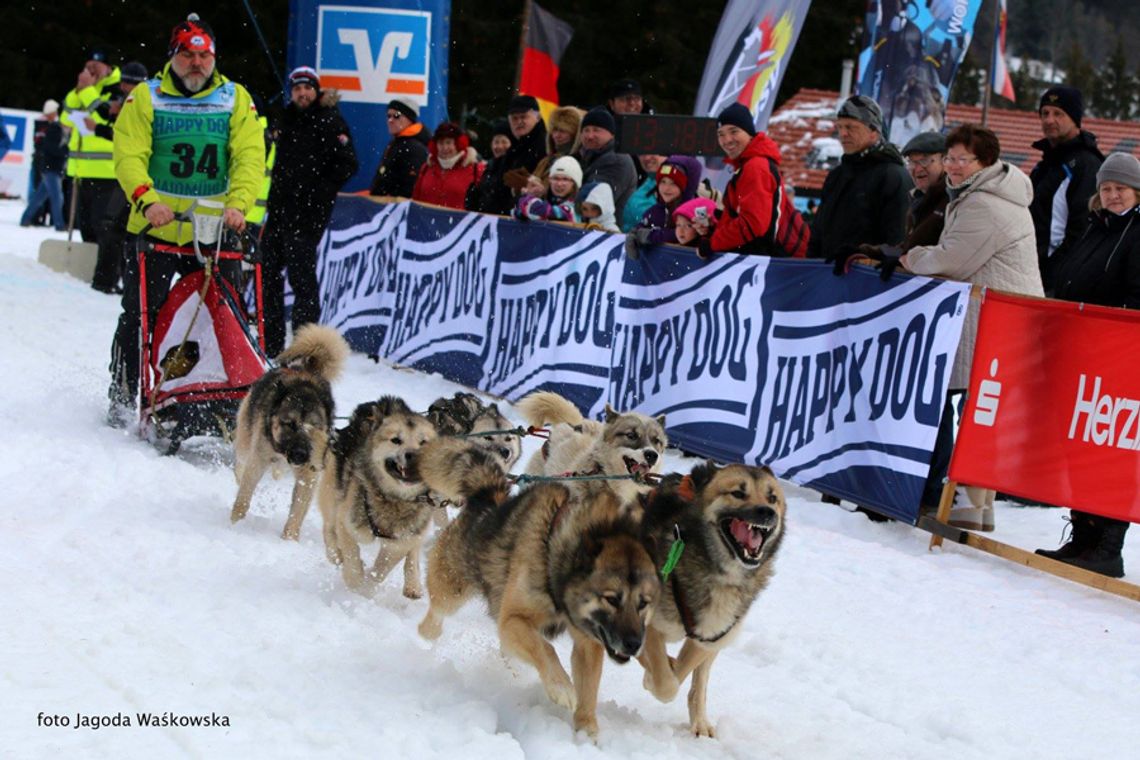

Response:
(517, 391), (584, 427)
(418, 438), (510, 511)
(275, 324), (350, 382)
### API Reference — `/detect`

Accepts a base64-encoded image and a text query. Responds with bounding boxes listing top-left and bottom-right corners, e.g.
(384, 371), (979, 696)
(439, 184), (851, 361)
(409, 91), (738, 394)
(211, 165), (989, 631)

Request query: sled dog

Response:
(517, 391), (667, 506)
(230, 324), (349, 540)
(637, 461), (786, 737)
(416, 438), (661, 738)
(317, 396), (438, 598)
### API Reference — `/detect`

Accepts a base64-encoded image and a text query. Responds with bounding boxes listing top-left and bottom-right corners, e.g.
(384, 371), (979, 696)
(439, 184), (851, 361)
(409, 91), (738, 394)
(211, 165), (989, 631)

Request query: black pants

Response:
(91, 183), (129, 291)
(921, 391), (960, 508)
(260, 224), (323, 357)
(76, 177), (118, 244)
(109, 235), (241, 404)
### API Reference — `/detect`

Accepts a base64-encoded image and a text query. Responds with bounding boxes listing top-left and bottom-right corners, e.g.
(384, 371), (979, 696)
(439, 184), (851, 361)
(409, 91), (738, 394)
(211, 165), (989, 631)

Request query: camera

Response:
(692, 206), (709, 222)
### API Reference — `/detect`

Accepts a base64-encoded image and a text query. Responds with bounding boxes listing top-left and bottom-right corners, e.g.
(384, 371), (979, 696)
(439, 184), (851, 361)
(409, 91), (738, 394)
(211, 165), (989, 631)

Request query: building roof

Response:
(769, 88), (1140, 193)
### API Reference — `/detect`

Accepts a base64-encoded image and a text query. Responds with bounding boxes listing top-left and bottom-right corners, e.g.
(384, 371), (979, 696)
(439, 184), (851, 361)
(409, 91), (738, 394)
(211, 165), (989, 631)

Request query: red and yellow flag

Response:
(517, 1), (574, 123)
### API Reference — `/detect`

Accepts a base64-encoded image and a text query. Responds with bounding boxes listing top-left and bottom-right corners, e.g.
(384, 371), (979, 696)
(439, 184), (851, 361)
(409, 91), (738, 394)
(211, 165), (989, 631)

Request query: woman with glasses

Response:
(900, 124), (1044, 532)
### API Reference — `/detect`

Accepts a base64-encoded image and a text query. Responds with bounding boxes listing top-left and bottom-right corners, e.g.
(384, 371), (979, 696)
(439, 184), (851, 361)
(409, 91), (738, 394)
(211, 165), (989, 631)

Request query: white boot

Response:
(947, 486), (995, 531)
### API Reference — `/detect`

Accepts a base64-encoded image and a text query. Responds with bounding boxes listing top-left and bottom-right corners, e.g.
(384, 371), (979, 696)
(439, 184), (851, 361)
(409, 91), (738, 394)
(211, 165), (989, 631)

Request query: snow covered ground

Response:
(1, 198), (1138, 759)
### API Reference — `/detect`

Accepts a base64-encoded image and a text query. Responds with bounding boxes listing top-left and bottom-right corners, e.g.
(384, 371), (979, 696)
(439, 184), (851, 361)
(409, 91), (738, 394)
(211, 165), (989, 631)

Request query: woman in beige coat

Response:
(901, 123), (1044, 531)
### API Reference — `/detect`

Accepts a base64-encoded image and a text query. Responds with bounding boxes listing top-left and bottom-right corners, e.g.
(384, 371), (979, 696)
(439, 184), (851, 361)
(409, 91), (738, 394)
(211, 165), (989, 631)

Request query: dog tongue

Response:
(730, 518), (763, 552)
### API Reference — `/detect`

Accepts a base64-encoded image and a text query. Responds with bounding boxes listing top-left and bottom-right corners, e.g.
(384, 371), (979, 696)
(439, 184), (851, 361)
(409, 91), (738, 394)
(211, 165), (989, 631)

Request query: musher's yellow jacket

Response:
(113, 63), (264, 245)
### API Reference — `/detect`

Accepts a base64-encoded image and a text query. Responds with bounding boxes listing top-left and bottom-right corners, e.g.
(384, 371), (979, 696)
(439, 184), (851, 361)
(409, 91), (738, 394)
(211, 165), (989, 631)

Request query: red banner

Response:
(951, 291), (1140, 522)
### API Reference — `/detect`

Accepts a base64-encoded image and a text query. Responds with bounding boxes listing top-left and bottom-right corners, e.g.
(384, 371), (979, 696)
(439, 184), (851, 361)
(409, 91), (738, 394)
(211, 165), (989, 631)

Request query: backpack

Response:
(726, 157), (810, 258)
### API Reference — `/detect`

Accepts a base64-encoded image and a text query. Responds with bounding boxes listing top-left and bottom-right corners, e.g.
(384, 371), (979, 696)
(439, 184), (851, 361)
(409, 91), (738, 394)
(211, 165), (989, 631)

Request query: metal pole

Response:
(981, 0), (1001, 126)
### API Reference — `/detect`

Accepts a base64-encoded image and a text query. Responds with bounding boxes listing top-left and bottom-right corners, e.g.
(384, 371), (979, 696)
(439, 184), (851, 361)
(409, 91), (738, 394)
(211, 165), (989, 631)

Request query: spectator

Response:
(513, 156), (581, 223)
(900, 124), (1043, 532)
(466, 95), (547, 215)
(412, 122), (483, 211)
(19, 100), (67, 232)
(672, 198), (717, 248)
(699, 103), (808, 258)
(1033, 153), (1140, 576)
(489, 119), (513, 159)
(370, 97), (430, 198)
(88, 61), (149, 294)
(1029, 86), (1104, 291)
(60, 48), (121, 284)
(533, 105), (584, 182)
(573, 107), (637, 222)
(627, 155), (702, 252)
(260, 66), (358, 357)
(808, 95), (912, 263)
(577, 182), (621, 233)
(621, 153), (665, 232)
(606, 78), (652, 183)
(108, 13), (264, 421)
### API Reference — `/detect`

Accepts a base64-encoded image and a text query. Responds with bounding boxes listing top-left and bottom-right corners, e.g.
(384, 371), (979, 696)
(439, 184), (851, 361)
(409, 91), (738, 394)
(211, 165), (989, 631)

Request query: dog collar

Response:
(671, 567), (742, 645)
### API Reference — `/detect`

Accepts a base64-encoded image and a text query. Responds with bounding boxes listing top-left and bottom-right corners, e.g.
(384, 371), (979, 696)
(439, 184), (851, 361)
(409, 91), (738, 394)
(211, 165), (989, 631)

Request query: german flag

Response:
(517, 1), (574, 123)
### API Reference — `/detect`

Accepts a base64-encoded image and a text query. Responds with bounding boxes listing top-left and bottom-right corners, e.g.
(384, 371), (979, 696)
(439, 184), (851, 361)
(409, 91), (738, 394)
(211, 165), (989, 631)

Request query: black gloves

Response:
(832, 243), (903, 280)
(875, 245), (903, 281)
(625, 228), (652, 260)
(831, 244), (859, 276)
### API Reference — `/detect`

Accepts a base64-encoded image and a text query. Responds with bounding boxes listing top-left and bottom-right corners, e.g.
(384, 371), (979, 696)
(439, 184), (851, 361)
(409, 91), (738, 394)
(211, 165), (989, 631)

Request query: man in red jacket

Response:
(697, 103), (807, 258)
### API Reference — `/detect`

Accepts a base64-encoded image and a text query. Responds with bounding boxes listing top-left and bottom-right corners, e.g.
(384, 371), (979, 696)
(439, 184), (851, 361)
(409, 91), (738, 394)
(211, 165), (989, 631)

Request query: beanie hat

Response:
(716, 103), (757, 136)
(549, 156), (583, 188)
(288, 66), (320, 91)
(169, 13), (216, 58)
(507, 94), (540, 114)
(1039, 86), (1083, 127)
(581, 107), (616, 135)
(120, 61), (148, 84)
(433, 122), (464, 142)
(673, 198), (717, 223)
(1096, 152), (1140, 191)
(902, 130), (945, 156)
(837, 94), (884, 133)
(491, 119), (512, 140)
(608, 78), (642, 99)
(43, 99), (60, 116)
(656, 161), (689, 192)
(88, 48), (109, 64)
(389, 97), (419, 122)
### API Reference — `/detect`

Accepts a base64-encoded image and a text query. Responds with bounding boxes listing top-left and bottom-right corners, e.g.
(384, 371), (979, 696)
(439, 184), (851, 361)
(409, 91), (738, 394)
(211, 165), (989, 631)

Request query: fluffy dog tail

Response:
(275, 324), (350, 382)
(418, 438), (511, 511)
(517, 391), (584, 427)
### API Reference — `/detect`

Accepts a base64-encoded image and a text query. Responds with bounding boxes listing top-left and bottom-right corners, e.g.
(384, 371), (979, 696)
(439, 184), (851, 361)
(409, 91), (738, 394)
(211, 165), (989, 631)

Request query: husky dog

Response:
(416, 438), (661, 738)
(230, 324), (350, 540)
(517, 391), (667, 507)
(637, 462), (786, 737)
(317, 396), (438, 598)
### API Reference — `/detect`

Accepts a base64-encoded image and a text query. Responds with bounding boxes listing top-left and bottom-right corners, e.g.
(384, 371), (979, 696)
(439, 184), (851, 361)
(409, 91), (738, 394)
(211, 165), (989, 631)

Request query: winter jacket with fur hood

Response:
(268, 89), (359, 237)
(906, 161), (1044, 388)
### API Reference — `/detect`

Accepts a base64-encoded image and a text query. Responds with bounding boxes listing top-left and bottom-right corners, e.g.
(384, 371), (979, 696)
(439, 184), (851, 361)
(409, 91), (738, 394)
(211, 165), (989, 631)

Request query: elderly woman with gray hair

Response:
(1031, 152), (1140, 577)
(899, 123), (1044, 533)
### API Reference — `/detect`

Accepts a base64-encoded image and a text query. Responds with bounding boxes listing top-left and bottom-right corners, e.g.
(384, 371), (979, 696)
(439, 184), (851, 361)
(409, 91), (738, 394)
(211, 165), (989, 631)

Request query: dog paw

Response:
(544, 675), (577, 712)
(281, 527), (301, 541)
(690, 718), (716, 738)
(418, 614), (442, 640)
(573, 713), (599, 741)
(402, 585), (423, 600)
(643, 670), (679, 703)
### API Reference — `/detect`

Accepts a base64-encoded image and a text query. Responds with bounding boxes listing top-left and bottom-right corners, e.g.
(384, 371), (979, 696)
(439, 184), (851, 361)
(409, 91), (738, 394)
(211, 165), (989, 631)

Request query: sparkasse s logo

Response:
(317, 6), (431, 106)
(972, 357), (1001, 427)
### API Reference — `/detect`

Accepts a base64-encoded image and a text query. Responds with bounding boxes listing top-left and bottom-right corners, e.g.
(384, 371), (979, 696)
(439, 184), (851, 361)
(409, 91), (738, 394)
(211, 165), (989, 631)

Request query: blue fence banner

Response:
(288, 0), (450, 191)
(856, 0), (983, 148)
(317, 197), (970, 522)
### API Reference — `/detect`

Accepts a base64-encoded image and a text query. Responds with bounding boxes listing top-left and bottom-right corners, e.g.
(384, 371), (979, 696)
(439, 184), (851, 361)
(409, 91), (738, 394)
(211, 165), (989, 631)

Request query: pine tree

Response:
(1059, 41), (1097, 107)
(1091, 36), (1138, 120)
(950, 56), (983, 106)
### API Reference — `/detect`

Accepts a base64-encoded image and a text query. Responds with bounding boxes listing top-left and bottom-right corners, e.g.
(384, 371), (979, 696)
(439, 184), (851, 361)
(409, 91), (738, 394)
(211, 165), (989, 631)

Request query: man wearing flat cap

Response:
(898, 130), (949, 251)
(807, 94), (912, 263)
(466, 94), (548, 215)
(1029, 85), (1104, 291)
(370, 96), (431, 198)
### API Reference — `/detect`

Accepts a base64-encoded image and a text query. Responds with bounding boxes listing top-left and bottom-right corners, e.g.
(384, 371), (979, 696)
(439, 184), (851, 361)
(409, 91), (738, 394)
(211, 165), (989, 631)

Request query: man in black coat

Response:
(1029, 86), (1104, 292)
(573, 107), (637, 221)
(260, 66), (359, 356)
(369, 97), (430, 198)
(466, 95), (547, 215)
(808, 95), (912, 263)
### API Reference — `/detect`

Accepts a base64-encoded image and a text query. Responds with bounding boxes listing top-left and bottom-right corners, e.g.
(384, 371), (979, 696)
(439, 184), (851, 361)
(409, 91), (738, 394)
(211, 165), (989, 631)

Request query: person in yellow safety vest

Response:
(246, 112), (275, 228)
(106, 13), (265, 423)
(60, 49), (121, 253)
